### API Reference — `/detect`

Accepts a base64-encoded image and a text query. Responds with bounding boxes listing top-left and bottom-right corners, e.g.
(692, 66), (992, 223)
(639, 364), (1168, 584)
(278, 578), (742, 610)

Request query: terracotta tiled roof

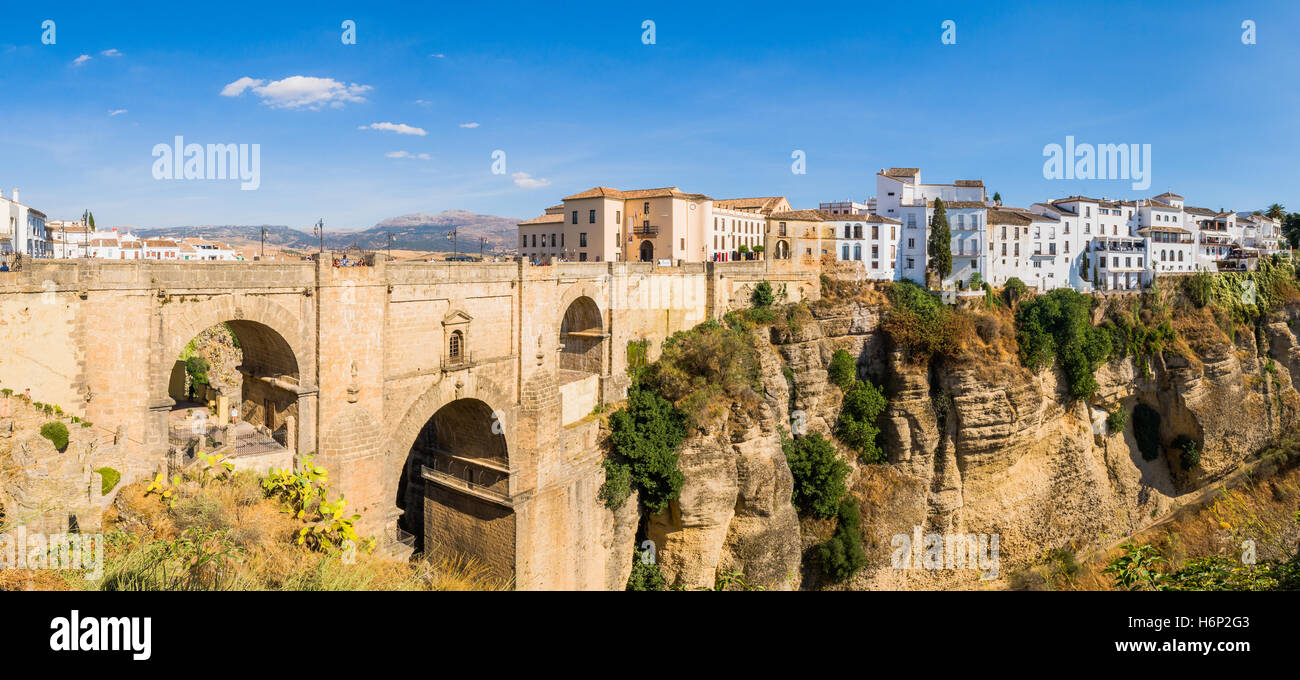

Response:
(769, 209), (832, 221)
(883, 168), (919, 178)
(713, 197), (787, 214)
(562, 186), (712, 201)
(1147, 200), (1179, 210)
(953, 179), (984, 187)
(518, 214), (564, 226)
(1184, 206), (1215, 216)
(987, 209), (1033, 226)
(1154, 191), (1184, 200)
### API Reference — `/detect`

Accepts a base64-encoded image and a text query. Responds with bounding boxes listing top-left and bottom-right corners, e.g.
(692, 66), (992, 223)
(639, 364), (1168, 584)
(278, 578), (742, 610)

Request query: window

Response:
(571, 211), (578, 224)
(579, 232), (587, 247)
(449, 330), (463, 359)
(906, 257), (915, 269)
(907, 238), (915, 248)
(842, 244), (850, 260)
(871, 225), (878, 239)
(579, 252), (587, 262)
(521, 235), (526, 248)
(616, 210), (621, 224)
(844, 225), (851, 239)
(853, 244), (861, 260)
(531, 234), (537, 247)
(589, 209), (596, 224)
(643, 202), (650, 215)
(779, 222), (787, 236)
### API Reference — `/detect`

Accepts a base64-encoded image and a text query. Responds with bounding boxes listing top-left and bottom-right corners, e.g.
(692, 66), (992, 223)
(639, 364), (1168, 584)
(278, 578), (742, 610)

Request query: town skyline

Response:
(2, 1), (1298, 230)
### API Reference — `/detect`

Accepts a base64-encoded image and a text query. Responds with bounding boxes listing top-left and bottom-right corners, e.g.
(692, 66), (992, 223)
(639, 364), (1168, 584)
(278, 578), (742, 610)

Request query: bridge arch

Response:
(151, 295), (313, 456)
(386, 377), (515, 574)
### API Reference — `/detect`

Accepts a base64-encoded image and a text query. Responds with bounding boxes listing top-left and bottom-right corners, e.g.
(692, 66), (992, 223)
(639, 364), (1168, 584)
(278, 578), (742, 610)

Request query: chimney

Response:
(11, 189), (17, 204)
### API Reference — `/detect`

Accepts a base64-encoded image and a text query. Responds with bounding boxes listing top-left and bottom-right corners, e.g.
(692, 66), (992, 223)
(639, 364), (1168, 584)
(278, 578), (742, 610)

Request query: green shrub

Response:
(1133, 404), (1162, 461)
(39, 421), (69, 452)
(96, 467), (121, 495)
(1106, 407), (1128, 433)
(599, 458), (633, 509)
(783, 433), (848, 519)
(1002, 277), (1028, 307)
(827, 349), (857, 389)
(1174, 434), (1201, 469)
(817, 498), (867, 582)
(883, 280), (961, 360)
(603, 383), (687, 514)
(626, 549), (666, 591)
(751, 280), (775, 308)
(1, 388), (11, 398)
(1015, 288), (1111, 399)
(836, 380), (888, 463)
(185, 355), (210, 393)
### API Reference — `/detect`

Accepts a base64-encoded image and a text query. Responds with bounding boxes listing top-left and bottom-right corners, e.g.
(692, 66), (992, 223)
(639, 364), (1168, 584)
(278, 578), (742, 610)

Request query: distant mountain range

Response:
(133, 210), (521, 253)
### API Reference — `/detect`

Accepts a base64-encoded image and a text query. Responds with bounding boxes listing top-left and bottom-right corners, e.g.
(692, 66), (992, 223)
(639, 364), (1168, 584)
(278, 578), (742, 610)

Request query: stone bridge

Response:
(0, 258), (817, 588)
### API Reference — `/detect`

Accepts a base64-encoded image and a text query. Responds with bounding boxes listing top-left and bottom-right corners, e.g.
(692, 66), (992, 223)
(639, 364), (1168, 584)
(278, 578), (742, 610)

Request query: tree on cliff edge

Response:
(927, 197), (952, 289)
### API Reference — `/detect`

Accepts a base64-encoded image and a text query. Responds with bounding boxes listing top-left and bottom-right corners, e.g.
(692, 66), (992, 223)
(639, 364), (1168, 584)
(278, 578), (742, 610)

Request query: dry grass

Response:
(1045, 465), (1300, 591)
(3, 469), (510, 592)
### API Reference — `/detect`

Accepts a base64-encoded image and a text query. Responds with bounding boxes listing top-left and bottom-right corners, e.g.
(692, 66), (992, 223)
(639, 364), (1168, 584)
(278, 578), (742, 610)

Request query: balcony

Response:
(442, 350), (475, 372)
(633, 225), (659, 236)
(421, 456), (511, 507)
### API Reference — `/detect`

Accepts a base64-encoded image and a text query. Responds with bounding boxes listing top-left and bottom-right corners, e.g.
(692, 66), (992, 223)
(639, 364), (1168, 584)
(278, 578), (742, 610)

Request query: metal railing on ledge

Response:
(442, 351), (474, 371)
(632, 225), (659, 236)
(421, 464), (511, 507)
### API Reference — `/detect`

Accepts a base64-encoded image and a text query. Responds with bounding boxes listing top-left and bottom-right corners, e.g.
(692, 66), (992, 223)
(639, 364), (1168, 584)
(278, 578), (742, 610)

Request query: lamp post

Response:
(479, 237), (486, 261)
(313, 219), (324, 257)
(388, 232), (395, 261)
(260, 227), (268, 259)
(446, 228), (459, 260)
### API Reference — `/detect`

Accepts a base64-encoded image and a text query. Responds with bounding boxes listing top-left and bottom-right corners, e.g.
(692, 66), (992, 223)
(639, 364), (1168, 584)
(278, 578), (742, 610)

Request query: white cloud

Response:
(430, 53), (446, 58)
(359, 122), (427, 136)
(386, 151), (431, 160)
(100, 48), (122, 57)
(72, 54), (91, 66)
(414, 99), (432, 107)
(108, 109), (127, 116)
(512, 172), (551, 189)
(459, 122), (480, 128)
(220, 75), (371, 110)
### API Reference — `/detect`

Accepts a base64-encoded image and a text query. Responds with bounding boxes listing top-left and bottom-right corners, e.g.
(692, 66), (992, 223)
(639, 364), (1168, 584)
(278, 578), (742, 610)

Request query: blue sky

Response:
(2, 0), (1298, 231)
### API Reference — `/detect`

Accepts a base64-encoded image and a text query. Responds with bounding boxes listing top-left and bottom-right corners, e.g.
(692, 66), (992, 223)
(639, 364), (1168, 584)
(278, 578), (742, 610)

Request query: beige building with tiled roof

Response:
(519, 185), (758, 264)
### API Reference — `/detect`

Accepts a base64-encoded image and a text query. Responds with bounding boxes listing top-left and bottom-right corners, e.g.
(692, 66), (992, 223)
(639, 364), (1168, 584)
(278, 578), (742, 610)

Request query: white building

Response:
(0, 188), (49, 258)
(819, 199), (872, 216)
(873, 168), (988, 288)
(828, 214), (900, 280)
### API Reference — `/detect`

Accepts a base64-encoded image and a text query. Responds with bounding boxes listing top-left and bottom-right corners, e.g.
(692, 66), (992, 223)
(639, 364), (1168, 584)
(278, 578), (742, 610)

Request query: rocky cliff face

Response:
(608, 292), (1300, 590)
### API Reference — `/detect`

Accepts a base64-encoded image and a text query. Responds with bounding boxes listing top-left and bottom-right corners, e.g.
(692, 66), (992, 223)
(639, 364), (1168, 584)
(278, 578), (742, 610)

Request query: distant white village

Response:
(0, 188), (241, 263)
(517, 168), (1288, 293)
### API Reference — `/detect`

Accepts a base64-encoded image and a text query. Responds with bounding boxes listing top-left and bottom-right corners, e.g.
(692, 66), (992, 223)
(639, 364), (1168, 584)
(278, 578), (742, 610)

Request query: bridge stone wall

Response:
(0, 257), (818, 589)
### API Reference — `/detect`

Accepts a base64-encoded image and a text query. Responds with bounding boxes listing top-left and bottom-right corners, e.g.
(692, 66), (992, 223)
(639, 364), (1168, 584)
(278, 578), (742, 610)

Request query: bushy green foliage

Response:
(883, 280), (961, 360)
(1002, 277), (1028, 307)
(641, 318), (762, 426)
(837, 380), (888, 463)
(1132, 403), (1162, 461)
(1015, 288), (1111, 399)
(817, 498), (867, 581)
(1105, 542), (1300, 591)
(1173, 434), (1201, 469)
(751, 280), (775, 308)
(1106, 407), (1128, 434)
(625, 549), (666, 591)
(1101, 295), (1176, 378)
(827, 349), (857, 389)
(185, 355), (210, 396)
(604, 383), (687, 514)
(783, 433), (849, 519)
(96, 467), (121, 495)
(39, 421), (69, 452)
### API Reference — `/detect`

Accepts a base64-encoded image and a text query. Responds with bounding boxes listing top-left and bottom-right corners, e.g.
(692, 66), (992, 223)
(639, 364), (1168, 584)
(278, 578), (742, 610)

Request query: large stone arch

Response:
(149, 294), (315, 457)
(384, 375), (516, 572)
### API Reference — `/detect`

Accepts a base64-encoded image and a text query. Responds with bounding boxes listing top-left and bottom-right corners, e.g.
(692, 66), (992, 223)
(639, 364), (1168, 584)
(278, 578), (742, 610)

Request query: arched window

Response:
(843, 225), (851, 239)
(1178, 250), (1184, 262)
(449, 330), (463, 359)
